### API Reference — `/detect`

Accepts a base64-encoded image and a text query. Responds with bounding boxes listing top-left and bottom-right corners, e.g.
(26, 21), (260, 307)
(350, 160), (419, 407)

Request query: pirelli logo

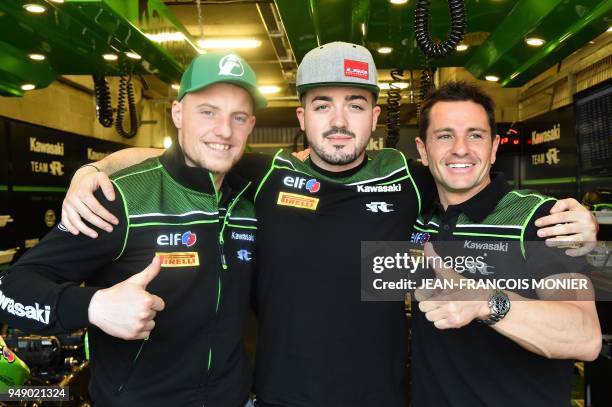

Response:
(277, 192), (319, 211)
(156, 252), (200, 267)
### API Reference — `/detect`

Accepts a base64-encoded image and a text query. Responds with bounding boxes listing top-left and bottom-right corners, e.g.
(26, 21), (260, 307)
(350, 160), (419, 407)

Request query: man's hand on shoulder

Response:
(62, 165), (118, 238)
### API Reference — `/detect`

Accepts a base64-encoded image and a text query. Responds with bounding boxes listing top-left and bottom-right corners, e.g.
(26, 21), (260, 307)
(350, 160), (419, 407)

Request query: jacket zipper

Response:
(207, 179), (251, 376)
(117, 340), (146, 394)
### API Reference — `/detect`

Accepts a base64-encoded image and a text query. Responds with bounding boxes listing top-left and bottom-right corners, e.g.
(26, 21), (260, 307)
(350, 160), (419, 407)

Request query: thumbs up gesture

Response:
(88, 256), (166, 340)
(415, 243), (490, 330)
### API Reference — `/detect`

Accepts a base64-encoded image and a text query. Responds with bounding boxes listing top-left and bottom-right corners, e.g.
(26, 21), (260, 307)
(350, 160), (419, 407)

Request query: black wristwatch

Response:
(482, 289), (510, 326)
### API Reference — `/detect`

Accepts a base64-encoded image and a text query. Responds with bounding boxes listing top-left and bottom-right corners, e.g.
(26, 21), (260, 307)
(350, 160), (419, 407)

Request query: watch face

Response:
(492, 291), (511, 315)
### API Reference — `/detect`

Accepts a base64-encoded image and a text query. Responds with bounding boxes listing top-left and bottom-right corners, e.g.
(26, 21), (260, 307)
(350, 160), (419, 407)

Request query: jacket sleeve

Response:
(0, 188), (127, 334)
(524, 200), (591, 282)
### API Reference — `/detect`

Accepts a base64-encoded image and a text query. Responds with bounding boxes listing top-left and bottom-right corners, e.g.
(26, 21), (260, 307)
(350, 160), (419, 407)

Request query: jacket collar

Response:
(425, 173), (510, 223)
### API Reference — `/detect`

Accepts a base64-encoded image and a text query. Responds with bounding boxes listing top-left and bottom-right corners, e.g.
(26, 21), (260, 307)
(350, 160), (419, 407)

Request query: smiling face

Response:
(296, 86), (381, 172)
(172, 83), (256, 178)
(416, 100), (500, 207)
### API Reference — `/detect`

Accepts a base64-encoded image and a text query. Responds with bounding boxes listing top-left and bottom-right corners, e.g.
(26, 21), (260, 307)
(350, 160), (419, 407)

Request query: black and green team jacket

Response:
(0, 145), (257, 407)
(410, 174), (588, 407)
(237, 149), (434, 407)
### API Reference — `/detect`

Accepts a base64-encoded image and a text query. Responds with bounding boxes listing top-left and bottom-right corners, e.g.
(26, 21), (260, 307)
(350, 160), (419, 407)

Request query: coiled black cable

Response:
(417, 67), (436, 119)
(115, 65), (139, 139)
(414, 0), (466, 59)
(92, 75), (113, 128)
(385, 68), (404, 148)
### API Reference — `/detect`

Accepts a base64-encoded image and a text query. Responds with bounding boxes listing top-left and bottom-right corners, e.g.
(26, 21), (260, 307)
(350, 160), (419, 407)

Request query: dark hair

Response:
(418, 81), (496, 141)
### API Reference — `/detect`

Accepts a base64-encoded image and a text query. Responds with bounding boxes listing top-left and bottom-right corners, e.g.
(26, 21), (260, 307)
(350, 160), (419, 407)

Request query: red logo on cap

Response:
(344, 59), (369, 80)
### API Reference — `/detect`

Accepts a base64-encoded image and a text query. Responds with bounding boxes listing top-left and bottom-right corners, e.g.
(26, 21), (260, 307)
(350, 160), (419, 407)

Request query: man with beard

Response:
(60, 43), (597, 407)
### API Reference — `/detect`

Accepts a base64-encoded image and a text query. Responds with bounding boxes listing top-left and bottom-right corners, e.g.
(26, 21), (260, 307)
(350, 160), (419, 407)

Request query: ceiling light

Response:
(21, 84), (36, 91)
(145, 32), (186, 43)
(23, 4), (46, 13)
(125, 51), (141, 60)
(525, 37), (545, 47)
(197, 39), (262, 49)
(377, 47), (393, 54)
(378, 82), (409, 90)
(485, 75), (499, 82)
(259, 85), (281, 94)
(163, 136), (173, 149)
(50, 0), (65, 3)
(389, 0), (409, 4)
(456, 44), (469, 51)
(28, 53), (46, 61)
(607, 26), (612, 32)
(102, 53), (118, 61)
(171, 84), (180, 91)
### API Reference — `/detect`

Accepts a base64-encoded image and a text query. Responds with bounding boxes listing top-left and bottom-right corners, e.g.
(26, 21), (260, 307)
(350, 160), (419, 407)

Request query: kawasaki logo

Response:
(463, 240), (509, 252)
(0, 290), (50, 325)
(231, 231), (254, 242)
(357, 184), (401, 193)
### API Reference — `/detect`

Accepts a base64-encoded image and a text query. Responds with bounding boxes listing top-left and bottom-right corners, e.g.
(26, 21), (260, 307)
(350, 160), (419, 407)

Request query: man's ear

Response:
(296, 106), (306, 131)
(372, 105), (382, 131)
(171, 100), (183, 129)
(247, 115), (256, 134)
(490, 134), (500, 165)
(415, 137), (429, 166)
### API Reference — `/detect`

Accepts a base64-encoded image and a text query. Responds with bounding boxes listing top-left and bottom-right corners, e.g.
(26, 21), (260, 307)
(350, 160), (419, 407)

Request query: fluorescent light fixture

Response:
(28, 53), (46, 61)
(456, 44), (469, 51)
(378, 82), (409, 90)
(259, 85), (281, 95)
(171, 84), (180, 91)
(125, 52), (141, 60)
(103, 53), (118, 61)
(389, 0), (409, 4)
(485, 75), (499, 82)
(197, 39), (262, 49)
(525, 37), (545, 47)
(377, 47), (393, 54)
(145, 32), (186, 43)
(163, 136), (173, 149)
(24, 4), (46, 13)
(21, 84), (36, 91)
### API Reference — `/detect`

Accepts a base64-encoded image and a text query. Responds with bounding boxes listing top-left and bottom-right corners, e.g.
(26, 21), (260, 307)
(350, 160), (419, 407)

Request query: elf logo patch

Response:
(157, 231), (197, 247)
(219, 54), (245, 77)
(283, 176), (320, 193)
(156, 252), (200, 268)
(344, 59), (369, 80)
(410, 232), (430, 245)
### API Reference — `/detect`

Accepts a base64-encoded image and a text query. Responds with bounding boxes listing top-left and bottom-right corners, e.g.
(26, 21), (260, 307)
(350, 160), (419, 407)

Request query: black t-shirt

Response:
(234, 150), (435, 407)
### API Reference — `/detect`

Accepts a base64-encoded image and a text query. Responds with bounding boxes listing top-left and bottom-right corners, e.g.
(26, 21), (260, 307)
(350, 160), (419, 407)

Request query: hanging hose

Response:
(417, 66), (436, 119)
(385, 68), (405, 148)
(115, 60), (139, 139)
(414, 0), (466, 59)
(92, 75), (113, 128)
